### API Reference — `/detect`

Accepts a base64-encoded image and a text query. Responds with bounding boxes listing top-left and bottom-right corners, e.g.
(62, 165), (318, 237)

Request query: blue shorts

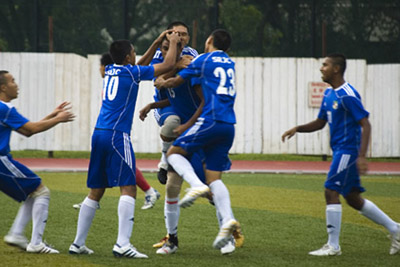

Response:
(325, 151), (365, 197)
(190, 150), (206, 184)
(154, 106), (177, 127)
(173, 118), (233, 172)
(0, 154), (41, 202)
(87, 129), (136, 188)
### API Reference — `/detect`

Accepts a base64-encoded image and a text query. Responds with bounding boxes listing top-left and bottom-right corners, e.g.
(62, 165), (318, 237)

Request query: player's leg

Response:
(137, 168), (160, 210)
(69, 188), (104, 255)
(26, 184), (59, 253)
(346, 191), (400, 255)
(4, 196), (33, 249)
(0, 155), (58, 253)
(110, 132), (147, 258)
(70, 130), (107, 255)
(158, 115), (181, 184)
(156, 171), (182, 255)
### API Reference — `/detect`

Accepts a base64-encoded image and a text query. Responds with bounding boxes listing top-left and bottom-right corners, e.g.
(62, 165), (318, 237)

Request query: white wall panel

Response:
(1, 52), (398, 157)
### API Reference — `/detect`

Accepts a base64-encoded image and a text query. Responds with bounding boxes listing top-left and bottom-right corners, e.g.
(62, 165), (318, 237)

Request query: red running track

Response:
(15, 158), (400, 175)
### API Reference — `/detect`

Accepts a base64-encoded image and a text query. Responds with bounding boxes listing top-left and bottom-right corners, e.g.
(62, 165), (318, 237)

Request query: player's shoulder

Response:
(336, 83), (360, 98)
(0, 101), (13, 111)
(182, 46), (199, 57)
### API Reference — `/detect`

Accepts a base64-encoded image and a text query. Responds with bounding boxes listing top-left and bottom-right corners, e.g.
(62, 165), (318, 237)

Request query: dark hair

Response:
(210, 29), (231, 52)
(327, 53), (347, 75)
(167, 21), (189, 33)
(109, 40), (132, 64)
(0, 70), (9, 86)
(100, 52), (113, 66)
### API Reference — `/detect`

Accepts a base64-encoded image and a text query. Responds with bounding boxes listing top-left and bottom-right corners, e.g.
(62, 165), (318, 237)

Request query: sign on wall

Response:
(308, 82), (329, 108)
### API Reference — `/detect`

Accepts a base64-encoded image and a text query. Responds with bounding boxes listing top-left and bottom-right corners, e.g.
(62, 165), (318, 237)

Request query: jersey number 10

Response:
(103, 76), (119, 101)
(213, 67), (236, 96)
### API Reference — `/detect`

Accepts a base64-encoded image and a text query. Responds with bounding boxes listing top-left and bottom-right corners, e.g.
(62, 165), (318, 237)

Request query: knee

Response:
(160, 115), (181, 140)
(166, 172), (182, 198)
(30, 185), (50, 199)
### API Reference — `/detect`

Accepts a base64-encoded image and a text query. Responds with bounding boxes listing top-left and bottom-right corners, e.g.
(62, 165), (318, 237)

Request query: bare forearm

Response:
(359, 119), (371, 157)
(296, 119), (326, 133)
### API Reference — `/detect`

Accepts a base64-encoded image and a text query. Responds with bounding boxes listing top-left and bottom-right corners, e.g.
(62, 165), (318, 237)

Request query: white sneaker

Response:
(112, 244), (148, 258)
(69, 243), (94, 254)
(178, 185), (210, 208)
(220, 238), (235, 255)
(213, 219), (241, 249)
(26, 242), (59, 254)
(4, 234), (28, 250)
(141, 189), (161, 210)
(156, 241), (178, 255)
(389, 223), (400, 255)
(309, 244), (342, 256)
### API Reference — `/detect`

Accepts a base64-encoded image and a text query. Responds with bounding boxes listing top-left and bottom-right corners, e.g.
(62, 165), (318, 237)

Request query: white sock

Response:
(9, 197), (34, 236)
(164, 197), (180, 235)
(31, 195), (50, 245)
(145, 187), (156, 196)
(326, 204), (342, 250)
(117, 195), (135, 247)
(160, 141), (173, 167)
(360, 199), (398, 234)
(209, 180), (234, 225)
(167, 154), (204, 187)
(73, 197), (98, 246)
(216, 209), (223, 228)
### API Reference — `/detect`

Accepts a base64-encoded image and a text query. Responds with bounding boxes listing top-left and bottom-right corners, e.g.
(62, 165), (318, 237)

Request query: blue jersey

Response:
(318, 82), (369, 152)
(0, 102), (29, 155)
(95, 64), (154, 133)
(178, 51), (236, 124)
(151, 46), (198, 102)
(165, 78), (201, 123)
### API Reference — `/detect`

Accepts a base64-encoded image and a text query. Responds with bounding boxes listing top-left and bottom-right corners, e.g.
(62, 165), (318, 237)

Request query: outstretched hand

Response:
(281, 127), (297, 142)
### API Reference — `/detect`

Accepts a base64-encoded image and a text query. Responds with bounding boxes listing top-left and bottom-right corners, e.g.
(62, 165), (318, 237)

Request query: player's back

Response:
(200, 51), (236, 124)
(96, 64), (154, 133)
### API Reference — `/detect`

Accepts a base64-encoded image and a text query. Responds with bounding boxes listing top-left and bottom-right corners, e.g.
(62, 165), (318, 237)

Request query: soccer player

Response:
(68, 32), (180, 258)
(281, 53), (400, 256)
(0, 70), (75, 253)
(154, 29), (243, 251)
(72, 52), (160, 210)
(150, 21), (199, 184)
(140, 36), (206, 255)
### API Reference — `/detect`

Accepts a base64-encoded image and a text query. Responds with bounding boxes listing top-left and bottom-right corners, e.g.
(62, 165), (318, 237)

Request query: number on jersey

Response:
(103, 76), (119, 101)
(213, 67), (236, 96)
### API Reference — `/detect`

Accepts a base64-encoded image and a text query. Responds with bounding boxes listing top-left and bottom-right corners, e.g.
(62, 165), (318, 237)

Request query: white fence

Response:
(0, 52), (399, 157)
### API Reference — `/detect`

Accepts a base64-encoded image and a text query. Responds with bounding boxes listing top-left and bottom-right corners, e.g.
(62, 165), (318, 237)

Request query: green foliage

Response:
(1, 172), (399, 266)
(0, 0), (399, 62)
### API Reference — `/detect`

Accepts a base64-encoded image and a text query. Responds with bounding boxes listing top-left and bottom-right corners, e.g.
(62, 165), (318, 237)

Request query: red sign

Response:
(308, 82), (329, 108)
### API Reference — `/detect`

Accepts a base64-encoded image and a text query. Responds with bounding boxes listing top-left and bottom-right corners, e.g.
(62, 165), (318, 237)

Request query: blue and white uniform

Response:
(174, 50), (236, 171)
(87, 64), (154, 188)
(0, 101), (40, 202)
(151, 46), (198, 126)
(318, 82), (369, 196)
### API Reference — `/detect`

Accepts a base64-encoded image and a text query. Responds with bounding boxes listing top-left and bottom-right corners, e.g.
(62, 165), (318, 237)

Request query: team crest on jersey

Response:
(332, 101), (338, 109)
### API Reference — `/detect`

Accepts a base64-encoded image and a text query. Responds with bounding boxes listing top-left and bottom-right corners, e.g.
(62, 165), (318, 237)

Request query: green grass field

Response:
(1, 172), (399, 267)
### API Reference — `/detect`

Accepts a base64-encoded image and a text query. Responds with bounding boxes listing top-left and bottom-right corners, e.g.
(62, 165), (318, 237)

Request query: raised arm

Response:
(152, 33), (180, 77)
(281, 118), (326, 142)
(17, 102), (75, 137)
(136, 30), (169, 66)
